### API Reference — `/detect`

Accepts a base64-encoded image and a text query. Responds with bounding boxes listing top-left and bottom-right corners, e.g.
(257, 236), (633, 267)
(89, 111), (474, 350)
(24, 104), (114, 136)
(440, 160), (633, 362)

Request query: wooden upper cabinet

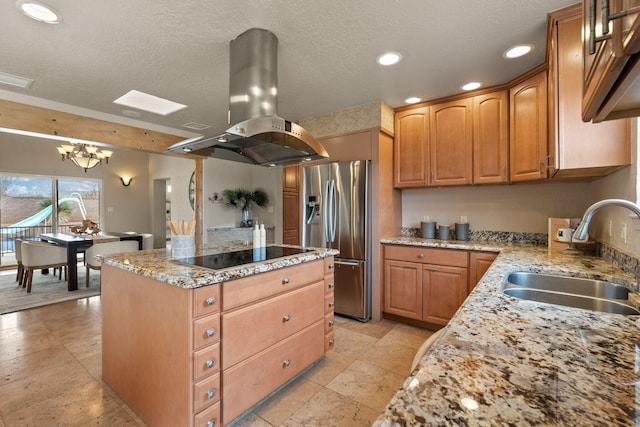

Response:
(472, 91), (509, 184)
(430, 99), (473, 186)
(394, 106), (429, 188)
(509, 70), (548, 182)
(550, 6), (630, 179)
(282, 164), (299, 192)
(282, 165), (300, 245)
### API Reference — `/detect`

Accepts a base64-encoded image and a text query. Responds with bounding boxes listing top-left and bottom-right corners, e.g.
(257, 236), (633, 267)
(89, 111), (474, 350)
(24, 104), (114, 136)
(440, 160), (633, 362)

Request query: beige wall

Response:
(0, 132), (151, 234)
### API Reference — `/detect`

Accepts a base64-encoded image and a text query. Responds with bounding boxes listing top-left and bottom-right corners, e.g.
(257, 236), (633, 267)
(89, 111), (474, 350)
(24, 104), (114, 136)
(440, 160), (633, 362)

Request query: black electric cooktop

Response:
(173, 245), (312, 270)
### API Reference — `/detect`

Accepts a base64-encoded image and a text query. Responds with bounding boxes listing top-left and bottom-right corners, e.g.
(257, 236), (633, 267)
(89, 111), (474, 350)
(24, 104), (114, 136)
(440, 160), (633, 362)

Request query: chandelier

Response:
(56, 143), (113, 172)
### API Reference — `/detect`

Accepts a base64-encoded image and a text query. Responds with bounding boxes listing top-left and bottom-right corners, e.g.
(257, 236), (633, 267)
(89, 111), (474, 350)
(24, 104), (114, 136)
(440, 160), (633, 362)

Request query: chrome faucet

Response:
(572, 199), (640, 241)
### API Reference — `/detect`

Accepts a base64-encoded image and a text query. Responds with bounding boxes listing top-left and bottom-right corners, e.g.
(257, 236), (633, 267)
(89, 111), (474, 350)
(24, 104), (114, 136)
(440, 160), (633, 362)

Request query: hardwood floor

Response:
(0, 294), (434, 426)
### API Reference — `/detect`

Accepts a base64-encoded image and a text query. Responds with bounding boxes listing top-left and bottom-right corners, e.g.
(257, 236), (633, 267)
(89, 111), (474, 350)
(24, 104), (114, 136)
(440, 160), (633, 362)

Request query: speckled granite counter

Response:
(375, 236), (640, 426)
(102, 243), (338, 289)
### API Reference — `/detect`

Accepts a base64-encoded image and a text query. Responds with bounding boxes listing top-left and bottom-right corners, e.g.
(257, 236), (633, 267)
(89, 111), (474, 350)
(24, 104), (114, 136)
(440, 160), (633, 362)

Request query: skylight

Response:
(113, 90), (187, 116)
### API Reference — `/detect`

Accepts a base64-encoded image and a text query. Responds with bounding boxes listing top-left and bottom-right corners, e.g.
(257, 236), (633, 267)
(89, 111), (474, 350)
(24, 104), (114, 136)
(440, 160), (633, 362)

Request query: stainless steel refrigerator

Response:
(302, 160), (371, 321)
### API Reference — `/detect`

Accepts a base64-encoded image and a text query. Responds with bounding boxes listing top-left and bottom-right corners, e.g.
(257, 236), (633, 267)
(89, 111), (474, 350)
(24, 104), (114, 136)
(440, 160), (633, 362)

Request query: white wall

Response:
(0, 132), (151, 233)
(402, 181), (592, 232)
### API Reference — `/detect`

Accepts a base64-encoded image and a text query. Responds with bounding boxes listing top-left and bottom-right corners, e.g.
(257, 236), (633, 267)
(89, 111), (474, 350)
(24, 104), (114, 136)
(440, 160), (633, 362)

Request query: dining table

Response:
(39, 232), (143, 291)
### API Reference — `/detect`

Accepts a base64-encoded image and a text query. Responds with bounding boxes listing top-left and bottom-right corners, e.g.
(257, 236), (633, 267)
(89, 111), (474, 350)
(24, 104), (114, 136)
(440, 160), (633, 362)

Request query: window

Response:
(0, 174), (101, 266)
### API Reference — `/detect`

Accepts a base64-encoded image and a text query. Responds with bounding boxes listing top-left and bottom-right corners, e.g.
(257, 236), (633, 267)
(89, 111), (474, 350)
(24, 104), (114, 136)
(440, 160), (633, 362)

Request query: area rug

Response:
(0, 266), (101, 315)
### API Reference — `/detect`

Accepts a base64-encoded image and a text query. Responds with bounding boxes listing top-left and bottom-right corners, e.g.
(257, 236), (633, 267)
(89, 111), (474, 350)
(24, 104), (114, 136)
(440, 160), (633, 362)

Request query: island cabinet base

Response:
(101, 256), (333, 427)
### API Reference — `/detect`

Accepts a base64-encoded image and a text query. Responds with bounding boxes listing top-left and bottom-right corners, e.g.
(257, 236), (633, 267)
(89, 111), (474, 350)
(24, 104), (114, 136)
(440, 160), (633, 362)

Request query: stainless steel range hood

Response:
(166, 28), (329, 166)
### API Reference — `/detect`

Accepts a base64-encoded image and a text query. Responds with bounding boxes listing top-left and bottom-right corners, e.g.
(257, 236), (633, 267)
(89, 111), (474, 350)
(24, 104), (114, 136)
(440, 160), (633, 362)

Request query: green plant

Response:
(40, 199), (74, 223)
(223, 188), (269, 210)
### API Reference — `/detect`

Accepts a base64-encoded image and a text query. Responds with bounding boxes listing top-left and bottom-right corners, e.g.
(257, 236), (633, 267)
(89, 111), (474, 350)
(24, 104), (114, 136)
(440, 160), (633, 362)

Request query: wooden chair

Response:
(85, 240), (139, 287)
(14, 238), (25, 285)
(21, 241), (68, 293)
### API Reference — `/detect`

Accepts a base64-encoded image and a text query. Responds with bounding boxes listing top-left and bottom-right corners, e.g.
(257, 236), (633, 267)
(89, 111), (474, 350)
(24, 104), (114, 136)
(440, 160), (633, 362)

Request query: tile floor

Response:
(0, 295), (435, 426)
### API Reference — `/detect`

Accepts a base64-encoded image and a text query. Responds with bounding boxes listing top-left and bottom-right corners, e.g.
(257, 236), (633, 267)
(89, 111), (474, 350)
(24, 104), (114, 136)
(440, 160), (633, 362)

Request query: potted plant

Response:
(222, 188), (269, 227)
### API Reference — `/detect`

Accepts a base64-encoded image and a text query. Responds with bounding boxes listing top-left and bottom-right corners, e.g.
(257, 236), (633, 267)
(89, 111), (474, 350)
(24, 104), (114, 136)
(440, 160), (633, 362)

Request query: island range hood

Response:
(166, 28), (329, 166)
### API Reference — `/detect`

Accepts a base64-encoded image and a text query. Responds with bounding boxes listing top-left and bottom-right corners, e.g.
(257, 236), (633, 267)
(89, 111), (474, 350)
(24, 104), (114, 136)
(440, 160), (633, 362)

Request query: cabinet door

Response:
(282, 165), (300, 245)
(384, 260), (423, 320)
(430, 98), (473, 186)
(282, 165), (299, 192)
(613, 0), (640, 58)
(394, 106), (429, 188)
(468, 251), (497, 293)
(509, 71), (548, 182)
(422, 264), (468, 326)
(472, 91), (509, 184)
(551, 9), (630, 178)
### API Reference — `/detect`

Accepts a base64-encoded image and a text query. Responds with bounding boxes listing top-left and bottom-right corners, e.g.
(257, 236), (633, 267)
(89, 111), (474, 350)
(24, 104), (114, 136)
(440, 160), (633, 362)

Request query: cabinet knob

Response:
(282, 277), (290, 284)
(329, 320), (335, 326)
(418, 253), (424, 258)
(207, 389), (216, 399)
(329, 263), (335, 269)
(329, 339), (335, 346)
(329, 301), (335, 307)
(206, 359), (215, 369)
(206, 328), (216, 337)
(207, 421), (216, 427)
(206, 296), (216, 306)
(283, 314), (291, 322)
(328, 282), (335, 288)
(283, 359), (291, 367)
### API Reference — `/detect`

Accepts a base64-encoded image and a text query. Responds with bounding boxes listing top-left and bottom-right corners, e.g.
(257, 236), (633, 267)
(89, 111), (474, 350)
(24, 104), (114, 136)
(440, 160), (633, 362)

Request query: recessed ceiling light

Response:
(377, 52), (402, 66)
(113, 90), (187, 116)
(15, 0), (62, 24)
(462, 82), (482, 91)
(504, 44), (534, 59)
(405, 97), (421, 104)
(0, 70), (34, 88)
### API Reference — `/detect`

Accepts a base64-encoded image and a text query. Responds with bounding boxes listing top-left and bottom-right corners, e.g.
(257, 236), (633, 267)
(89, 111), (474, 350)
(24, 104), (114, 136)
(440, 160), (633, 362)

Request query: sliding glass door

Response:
(0, 174), (101, 267)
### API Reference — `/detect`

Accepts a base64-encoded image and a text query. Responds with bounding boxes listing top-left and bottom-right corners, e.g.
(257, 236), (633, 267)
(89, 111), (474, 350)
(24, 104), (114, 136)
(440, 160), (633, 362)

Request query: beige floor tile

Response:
(379, 322), (437, 349)
(228, 412), (274, 427)
(0, 328), (64, 363)
(333, 316), (397, 339)
(333, 327), (378, 358)
(254, 377), (322, 426)
(360, 339), (419, 376)
(281, 387), (380, 427)
(0, 344), (76, 386)
(0, 309), (39, 331)
(303, 350), (354, 386)
(78, 404), (140, 426)
(326, 359), (406, 412)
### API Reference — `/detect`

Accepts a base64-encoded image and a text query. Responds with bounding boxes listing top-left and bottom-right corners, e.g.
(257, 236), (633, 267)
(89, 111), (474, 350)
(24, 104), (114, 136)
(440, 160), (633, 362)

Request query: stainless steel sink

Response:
(502, 272), (639, 315)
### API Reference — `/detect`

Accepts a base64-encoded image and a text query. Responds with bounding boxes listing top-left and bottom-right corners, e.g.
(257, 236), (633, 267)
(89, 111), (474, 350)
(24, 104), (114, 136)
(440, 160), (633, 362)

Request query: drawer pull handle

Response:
(329, 263), (335, 269)
(206, 328), (216, 337)
(329, 301), (335, 307)
(207, 389), (216, 399)
(329, 339), (335, 346)
(207, 421), (216, 427)
(206, 359), (215, 369)
(283, 359), (291, 367)
(424, 267), (437, 271)
(282, 277), (290, 284)
(418, 253), (424, 258)
(206, 297), (216, 306)
(329, 320), (335, 326)
(283, 314), (291, 322)
(328, 282), (335, 289)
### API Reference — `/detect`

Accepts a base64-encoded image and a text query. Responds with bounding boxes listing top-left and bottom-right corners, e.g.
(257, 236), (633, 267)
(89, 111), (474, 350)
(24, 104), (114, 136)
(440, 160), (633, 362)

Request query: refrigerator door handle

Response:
(323, 180), (330, 243)
(334, 259), (360, 266)
(330, 179), (337, 242)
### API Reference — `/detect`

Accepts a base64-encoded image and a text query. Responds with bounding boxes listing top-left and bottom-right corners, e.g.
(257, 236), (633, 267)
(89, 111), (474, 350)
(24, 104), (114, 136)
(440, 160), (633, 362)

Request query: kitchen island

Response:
(375, 237), (639, 426)
(100, 243), (337, 427)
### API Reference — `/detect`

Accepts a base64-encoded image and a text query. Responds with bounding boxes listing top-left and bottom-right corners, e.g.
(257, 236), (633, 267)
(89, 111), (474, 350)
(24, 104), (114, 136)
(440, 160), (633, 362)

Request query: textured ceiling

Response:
(1, 0), (577, 140)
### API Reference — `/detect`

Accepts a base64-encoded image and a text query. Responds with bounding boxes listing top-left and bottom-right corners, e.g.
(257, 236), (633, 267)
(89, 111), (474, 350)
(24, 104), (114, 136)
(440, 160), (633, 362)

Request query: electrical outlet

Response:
(460, 216), (468, 223)
(621, 223), (628, 244)
(609, 220), (613, 237)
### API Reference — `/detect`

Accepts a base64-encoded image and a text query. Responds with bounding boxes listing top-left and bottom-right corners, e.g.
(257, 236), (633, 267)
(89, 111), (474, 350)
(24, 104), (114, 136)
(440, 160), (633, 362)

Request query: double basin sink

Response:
(502, 271), (639, 315)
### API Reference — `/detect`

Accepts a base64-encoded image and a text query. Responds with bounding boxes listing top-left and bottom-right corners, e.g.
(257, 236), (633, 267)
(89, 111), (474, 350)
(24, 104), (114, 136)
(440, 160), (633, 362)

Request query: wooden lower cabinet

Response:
(102, 256), (333, 427)
(384, 245), (492, 326)
(469, 251), (498, 293)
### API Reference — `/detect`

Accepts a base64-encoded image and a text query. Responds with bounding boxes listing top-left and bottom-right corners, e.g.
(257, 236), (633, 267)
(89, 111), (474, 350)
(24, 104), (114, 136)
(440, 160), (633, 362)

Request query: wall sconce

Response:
(120, 176), (133, 187)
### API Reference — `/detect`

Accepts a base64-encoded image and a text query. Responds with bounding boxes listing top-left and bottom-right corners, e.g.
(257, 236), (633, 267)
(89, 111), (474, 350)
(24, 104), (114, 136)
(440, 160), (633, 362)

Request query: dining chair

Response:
(14, 238), (25, 285)
(84, 240), (140, 287)
(21, 241), (68, 293)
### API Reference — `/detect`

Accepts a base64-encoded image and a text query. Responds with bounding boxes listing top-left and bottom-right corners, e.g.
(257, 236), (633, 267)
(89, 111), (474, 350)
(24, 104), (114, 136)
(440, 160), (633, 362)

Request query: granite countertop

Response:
(376, 236), (640, 426)
(102, 243), (338, 289)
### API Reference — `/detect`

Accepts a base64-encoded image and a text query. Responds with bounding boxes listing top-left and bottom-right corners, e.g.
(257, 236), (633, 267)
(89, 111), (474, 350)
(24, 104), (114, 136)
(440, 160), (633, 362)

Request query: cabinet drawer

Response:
(324, 275), (335, 294)
(325, 330), (336, 352)
(325, 312), (335, 333)
(193, 342), (220, 382)
(223, 260), (324, 310)
(193, 315), (220, 351)
(222, 321), (324, 425)
(385, 245), (468, 267)
(325, 292), (335, 313)
(324, 256), (335, 276)
(222, 281), (324, 368)
(194, 401), (220, 427)
(193, 285), (220, 318)
(193, 373), (220, 413)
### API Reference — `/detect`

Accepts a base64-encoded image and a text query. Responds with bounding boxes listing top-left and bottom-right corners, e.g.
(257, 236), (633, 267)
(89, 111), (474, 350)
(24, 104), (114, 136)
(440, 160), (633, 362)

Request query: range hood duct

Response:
(166, 28), (329, 166)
